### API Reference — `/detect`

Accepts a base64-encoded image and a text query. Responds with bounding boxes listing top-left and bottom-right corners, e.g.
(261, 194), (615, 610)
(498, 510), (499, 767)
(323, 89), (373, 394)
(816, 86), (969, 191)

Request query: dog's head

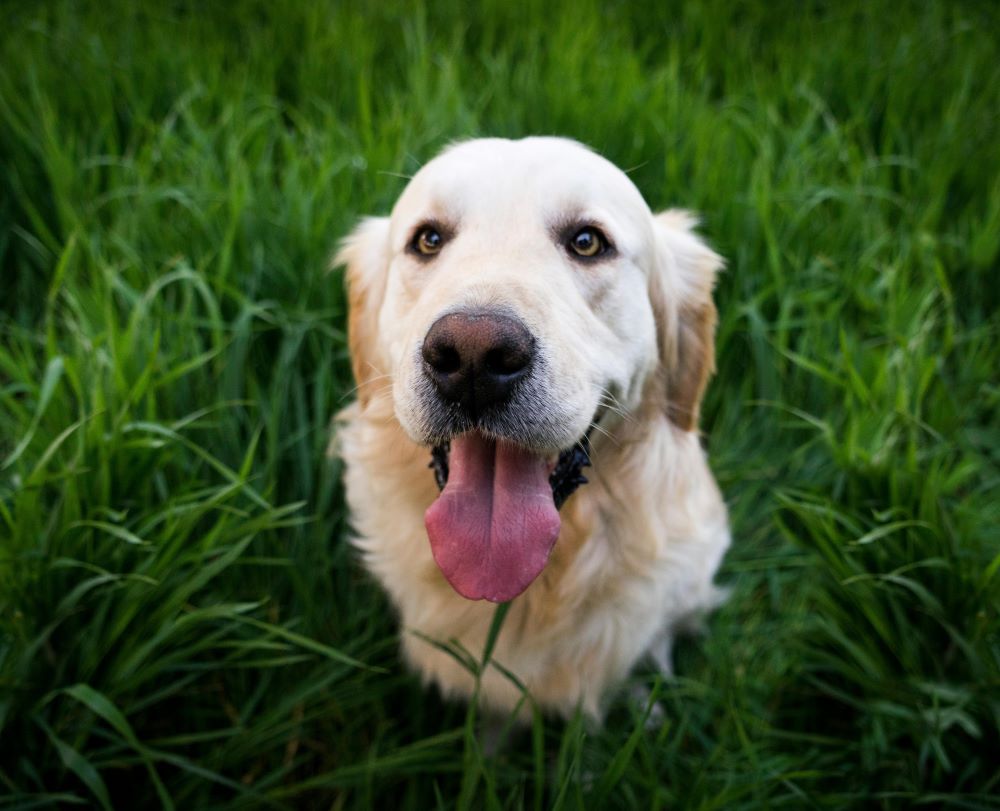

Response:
(338, 137), (722, 602)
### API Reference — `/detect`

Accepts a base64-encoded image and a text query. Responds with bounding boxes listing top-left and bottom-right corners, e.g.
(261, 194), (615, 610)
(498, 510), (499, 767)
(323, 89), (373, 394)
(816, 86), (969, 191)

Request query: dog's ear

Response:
(334, 217), (392, 407)
(648, 210), (723, 432)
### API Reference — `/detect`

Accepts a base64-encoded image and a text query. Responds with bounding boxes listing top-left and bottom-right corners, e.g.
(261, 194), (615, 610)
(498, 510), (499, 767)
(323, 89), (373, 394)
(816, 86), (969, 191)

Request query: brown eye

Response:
(569, 227), (606, 258)
(413, 226), (444, 256)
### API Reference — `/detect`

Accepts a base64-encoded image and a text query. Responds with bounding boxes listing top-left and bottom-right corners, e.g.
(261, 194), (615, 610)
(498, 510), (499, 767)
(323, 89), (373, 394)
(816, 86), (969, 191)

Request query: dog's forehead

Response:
(391, 138), (651, 231)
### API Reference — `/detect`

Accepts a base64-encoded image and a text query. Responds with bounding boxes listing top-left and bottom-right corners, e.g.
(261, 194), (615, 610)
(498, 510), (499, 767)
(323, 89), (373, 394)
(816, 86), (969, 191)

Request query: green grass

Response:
(1, 0), (998, 807)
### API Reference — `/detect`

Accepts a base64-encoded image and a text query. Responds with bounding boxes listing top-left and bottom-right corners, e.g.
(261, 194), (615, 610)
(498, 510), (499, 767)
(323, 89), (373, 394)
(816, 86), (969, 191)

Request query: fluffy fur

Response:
(333, 137), (730, 719)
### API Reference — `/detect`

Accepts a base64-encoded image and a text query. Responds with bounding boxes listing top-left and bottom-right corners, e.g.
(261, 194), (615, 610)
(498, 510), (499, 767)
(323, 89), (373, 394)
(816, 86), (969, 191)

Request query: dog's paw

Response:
(627, 684), (667, 731)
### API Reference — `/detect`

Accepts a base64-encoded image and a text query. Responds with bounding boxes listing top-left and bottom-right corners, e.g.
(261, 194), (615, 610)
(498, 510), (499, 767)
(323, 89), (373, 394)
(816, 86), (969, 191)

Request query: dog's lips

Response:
(424, 431), (561, 603)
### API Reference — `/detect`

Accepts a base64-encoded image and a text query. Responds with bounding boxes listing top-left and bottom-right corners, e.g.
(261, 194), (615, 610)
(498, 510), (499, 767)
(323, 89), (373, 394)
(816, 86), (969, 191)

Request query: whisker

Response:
(587, 419), (620, 449)
(597, 389), (634, 423)
(622, 160), (650, 175)
(338, 372), (394, 403)
(597, 402), (630, 421)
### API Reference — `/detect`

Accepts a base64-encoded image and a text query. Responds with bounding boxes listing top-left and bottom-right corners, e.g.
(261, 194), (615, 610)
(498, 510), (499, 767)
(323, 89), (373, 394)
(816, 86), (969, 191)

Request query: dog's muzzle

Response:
(420, 306), (595, 510)
(418, 307), (597, 602)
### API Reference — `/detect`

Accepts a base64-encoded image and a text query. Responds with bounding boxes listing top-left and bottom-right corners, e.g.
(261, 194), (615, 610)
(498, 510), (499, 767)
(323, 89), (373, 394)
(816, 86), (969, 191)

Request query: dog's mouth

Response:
(423, 430), (592, 603)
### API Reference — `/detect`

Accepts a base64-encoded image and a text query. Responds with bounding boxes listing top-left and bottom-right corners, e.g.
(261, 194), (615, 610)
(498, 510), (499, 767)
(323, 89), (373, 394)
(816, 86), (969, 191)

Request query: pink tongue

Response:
(424, 432), (561, 602)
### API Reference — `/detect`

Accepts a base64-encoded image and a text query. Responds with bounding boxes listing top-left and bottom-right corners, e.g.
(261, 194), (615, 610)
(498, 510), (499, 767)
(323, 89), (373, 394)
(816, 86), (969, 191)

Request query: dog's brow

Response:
(548, 210), (599, 232)
(548, 214), (618, 253)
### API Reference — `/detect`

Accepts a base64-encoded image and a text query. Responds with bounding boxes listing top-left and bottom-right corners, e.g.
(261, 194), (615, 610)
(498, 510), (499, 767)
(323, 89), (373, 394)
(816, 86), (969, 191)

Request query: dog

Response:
(334, 137), (730, 720)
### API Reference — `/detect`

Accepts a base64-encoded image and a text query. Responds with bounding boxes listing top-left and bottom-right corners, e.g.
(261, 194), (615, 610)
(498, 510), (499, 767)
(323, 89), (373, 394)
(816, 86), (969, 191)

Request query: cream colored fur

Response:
(333, 137), (730, 719)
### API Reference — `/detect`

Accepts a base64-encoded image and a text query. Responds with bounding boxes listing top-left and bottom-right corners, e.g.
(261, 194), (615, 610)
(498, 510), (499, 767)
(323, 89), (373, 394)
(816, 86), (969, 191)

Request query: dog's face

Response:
(339, 137), (721, 603)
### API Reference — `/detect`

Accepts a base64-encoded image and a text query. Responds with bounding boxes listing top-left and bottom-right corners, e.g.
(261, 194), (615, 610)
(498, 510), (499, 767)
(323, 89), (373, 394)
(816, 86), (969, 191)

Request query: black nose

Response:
(421, 310), (535, 417)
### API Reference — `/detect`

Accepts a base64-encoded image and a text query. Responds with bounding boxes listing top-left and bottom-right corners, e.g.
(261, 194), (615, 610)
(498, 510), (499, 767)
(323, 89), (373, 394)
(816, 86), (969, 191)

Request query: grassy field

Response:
(1, 0), (998, 807)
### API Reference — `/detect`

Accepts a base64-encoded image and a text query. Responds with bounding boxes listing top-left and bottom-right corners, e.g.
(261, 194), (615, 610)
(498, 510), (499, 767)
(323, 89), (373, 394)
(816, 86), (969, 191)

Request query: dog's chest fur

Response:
(337, 397), (729, 719)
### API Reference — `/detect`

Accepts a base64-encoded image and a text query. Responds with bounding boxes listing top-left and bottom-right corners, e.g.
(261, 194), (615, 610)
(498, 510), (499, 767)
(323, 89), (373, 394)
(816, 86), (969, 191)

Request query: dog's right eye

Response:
(411, 226), (444, 257)
(567, 225), (611, 260)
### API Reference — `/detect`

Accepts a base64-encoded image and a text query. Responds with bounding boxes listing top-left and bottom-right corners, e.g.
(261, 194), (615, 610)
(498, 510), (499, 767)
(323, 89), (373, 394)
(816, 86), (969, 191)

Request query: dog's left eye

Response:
(568, 226), (608, 258)
(411, 226), (444, 256)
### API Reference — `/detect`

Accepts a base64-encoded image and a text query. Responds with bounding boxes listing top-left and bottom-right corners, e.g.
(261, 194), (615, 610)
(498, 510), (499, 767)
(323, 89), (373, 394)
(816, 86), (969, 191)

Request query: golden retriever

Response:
(334, 137), (730, 719)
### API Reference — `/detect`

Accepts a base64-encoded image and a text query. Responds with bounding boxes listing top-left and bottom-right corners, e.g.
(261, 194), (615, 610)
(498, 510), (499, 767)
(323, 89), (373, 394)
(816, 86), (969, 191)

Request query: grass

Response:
(1, 0), (998, 807)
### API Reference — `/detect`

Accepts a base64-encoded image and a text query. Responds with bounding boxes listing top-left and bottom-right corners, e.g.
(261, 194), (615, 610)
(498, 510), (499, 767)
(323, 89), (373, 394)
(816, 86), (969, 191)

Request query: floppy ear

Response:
(333, 217), (392, 407)
(648, 210), (723, 432)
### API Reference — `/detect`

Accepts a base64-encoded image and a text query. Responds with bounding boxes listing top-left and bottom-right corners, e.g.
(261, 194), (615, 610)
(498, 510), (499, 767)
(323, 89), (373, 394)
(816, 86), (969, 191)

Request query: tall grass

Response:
(1, 0), (998, 807)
